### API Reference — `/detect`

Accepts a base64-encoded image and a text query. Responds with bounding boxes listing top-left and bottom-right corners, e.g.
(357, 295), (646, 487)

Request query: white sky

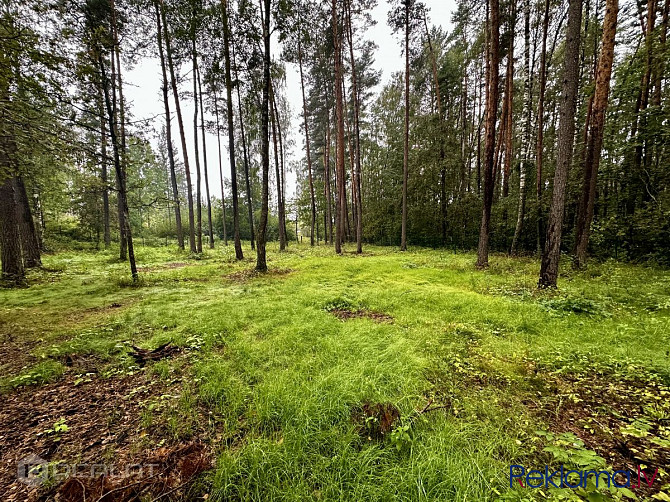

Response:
(125, 0), (457, 205)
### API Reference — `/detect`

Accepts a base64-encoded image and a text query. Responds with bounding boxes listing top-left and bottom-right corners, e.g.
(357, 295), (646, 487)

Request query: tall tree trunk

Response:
(161, 0), (196, 253)
(110, 0), (128, 261)
(424, 15), (447, 243)
(0, 173), (23, 283)
(333, 0), (345, 254)
(298, 33), (316, 246)
(14, 175), (41, 268)
(0, 56), (24, 282)
(536, 0), (550, 253)
(476, 0), (500, 268)
(221, 0), (244, 260)
(108, 41), (126, 260)
(270, 84), (286, 251)
(155, 1), (183, 250)
(213, 90), (228, 246)
(191, 31), (203, 253)
(574, 0), (618, 268)
(501, 4), (515, 199)
(538, 0), (583, 288)
(511, 0), (532, 255)
(345, 0), (363, 253)
(324, 98), (333, 245)
(97, 81), (111, 249)
(197, 67), (214, 249)
(400, 3), (410, 251)
(99, 55), (138, 281)
(256, 0), (271, 271)
(232, 43), (255, 250)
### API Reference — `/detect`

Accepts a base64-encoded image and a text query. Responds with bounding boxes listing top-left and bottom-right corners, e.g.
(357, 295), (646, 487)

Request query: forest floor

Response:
(1, 243), (670, 501)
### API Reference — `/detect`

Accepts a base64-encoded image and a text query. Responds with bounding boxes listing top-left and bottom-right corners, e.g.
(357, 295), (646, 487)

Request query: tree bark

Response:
(501, 4), (515, 199)
(161, 0), (196, 253)
(298, 33), (316, 246)
(221, 0), (244, 260)
(197, 67), (215, 249)
(324, 91), (333, 245)
(400, 2), (410, 252)
(511, 0), (532, 255)
(476, 0), (500, 268)
(0, 173), (23, 283)
(0, 55), (24, 283)
(345, 0), (363, 253)
(191, 30), (203, 253)
(539, 0), (583, 288)
(232, 43), (255, 250)
(270, 83), (286, 251)
(14, 175), (41, 268)
(535, 0), (550, 253)
(213, 90), (228, 246)
(97, 81), (111, 248)
(110, 0), (128, 261)
(99, 54), (138, 281)
(154, 1), (184, 250)
(333, 0), (346, 254)
(574, 0), (618, 268)
(256, 0), (271, 271)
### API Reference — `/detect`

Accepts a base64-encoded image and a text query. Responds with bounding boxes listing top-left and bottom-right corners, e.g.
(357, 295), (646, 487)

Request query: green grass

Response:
(1, 242), (669, 500)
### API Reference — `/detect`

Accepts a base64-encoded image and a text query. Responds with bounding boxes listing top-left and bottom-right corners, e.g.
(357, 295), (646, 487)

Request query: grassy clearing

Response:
(1, 243), (669, 501)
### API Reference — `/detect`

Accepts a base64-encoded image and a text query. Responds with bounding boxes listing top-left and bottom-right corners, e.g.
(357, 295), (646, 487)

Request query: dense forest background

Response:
(1, 0), (669, 285)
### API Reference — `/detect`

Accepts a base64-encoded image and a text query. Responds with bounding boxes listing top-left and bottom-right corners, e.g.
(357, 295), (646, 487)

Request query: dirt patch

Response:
(129, 343), (181, 366)
(329, 309), (393, 323)
(0, 336), (39, 379)
(351, 402), (400, 441)
(50, 442), (211, 502)
(0, 371), (210, 501)
(224, 268), (294, 283)
(511, 367), (670, 498)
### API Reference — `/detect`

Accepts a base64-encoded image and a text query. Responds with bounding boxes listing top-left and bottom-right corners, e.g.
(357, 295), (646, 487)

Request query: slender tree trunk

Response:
(99, 55), (138, 281)
(161, 0), (196, 253)
(502, 5), (515, 199)
(191, 32), (203, 253)
(424, 15), (447, 243)
(213, 91), (228, 246)
(400, 3), (410, 251)
(324, 103), (333, 245)
(345, 0), (363, 253)
(333, 0), (345, 254)
(110, 0), (129, 261)
(108, 41), (126, 260)
(221, 0), (244, 260)
(574, 0), (618, 268)
(536, 0), (550, 253)
(155, 1), (184, 250)
(539, 0), (583, 288)
(270, 85), (286, 250)
(14, 175), (41, 268)
(476, 0), (500, 268)
(298, 34), (316, 246)
(197, 68), (214, 249)
(232, 43), (255, 250)
(256, 0), (271, 271)
(97, 82), (111, 248)
(511, 0), (532, 255)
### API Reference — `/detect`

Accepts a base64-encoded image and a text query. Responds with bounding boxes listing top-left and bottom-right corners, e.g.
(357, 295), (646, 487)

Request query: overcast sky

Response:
(125, 0), (457, 205)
